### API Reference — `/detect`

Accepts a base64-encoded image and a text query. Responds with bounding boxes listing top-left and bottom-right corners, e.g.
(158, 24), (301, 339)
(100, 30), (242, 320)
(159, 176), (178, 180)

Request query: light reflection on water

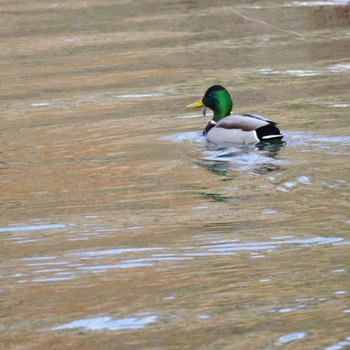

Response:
(50, 314), (158, 331)
(324, 336), (350, 350)
(112, 92), (165, 99)
(275, 332), (306, 345)
(165, 129), (350, 149)
(289, 0), (349, 5)
(258, 62), (350, 77)
(163, 129), (350, 176)
(243, 0), (350, 8)
(0, 223), (66, 233)
(2, 232), (346, 284)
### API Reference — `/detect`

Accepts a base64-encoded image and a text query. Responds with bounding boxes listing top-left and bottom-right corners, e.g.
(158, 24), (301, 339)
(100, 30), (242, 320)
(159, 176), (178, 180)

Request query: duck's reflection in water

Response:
(199, 140), (286, 177)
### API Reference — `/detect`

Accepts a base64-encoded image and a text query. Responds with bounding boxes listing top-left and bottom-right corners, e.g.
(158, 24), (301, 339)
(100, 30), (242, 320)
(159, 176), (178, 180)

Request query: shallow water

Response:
(1, 0), (350, 349)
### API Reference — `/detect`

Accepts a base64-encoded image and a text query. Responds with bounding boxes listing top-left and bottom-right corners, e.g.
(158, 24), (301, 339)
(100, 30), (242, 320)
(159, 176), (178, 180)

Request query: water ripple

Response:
(4, 234), (346, 284)
(324, 336), (350, 350)
(164, 128), (350, 175)
(112, 93), (164, 99)
(258, 62), (350, 77)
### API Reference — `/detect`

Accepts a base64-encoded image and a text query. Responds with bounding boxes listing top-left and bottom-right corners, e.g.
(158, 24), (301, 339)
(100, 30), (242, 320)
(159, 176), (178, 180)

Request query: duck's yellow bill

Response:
(186, 99), (204, 108)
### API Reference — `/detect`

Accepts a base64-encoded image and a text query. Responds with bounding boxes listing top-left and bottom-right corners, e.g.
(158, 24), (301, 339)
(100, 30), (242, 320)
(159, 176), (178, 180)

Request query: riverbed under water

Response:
(1, 0), (350, 349)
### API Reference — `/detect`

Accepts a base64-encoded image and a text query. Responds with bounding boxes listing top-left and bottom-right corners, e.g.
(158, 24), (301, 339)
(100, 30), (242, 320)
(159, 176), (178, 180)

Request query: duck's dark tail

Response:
(256, 124), (284, 141)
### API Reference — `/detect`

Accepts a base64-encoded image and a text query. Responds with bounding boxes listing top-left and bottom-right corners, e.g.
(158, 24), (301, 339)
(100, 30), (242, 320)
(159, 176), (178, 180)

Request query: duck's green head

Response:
(187, 85), (233, 122)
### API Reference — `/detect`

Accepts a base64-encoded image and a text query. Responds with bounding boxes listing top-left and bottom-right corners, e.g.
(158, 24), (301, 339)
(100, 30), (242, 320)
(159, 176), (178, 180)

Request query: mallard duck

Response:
(187, 85), (283, 144)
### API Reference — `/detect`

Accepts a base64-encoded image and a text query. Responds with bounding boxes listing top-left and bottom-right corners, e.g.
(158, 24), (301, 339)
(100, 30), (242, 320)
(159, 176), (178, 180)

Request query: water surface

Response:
(1, 0), (350, 349)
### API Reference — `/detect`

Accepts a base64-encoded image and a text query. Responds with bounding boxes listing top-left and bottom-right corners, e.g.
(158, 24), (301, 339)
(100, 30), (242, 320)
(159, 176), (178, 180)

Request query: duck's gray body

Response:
(204, 113), (283, 144)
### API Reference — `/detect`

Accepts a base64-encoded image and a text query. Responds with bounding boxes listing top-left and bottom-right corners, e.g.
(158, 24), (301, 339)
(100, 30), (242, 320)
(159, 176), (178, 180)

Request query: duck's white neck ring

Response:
(210, 120), (216, 125)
